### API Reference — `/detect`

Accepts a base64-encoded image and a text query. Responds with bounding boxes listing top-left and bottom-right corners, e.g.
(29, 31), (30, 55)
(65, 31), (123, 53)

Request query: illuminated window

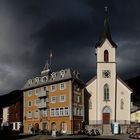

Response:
(51, 85), (56, 92)
(64, 107), (69, 116)
(60, 95), (66, 102)
(34, 110), (39, 119)
(60, 83), (65, 90)
(55, 108), (59, 116)
(50, 109), (55, 117)
(60, 108), (64, 116)
(51, 96), (56, 103)
(28, 111), (32, 118)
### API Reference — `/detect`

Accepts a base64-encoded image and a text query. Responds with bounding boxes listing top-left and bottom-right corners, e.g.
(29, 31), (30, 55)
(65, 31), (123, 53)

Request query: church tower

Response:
(86, 8), (132, 135)
(95, 9), (117, 124)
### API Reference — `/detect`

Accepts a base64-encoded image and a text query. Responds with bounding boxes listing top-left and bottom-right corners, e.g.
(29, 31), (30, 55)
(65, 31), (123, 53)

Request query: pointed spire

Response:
(95, 7), (117, 48)
(43, 60), (50, 71)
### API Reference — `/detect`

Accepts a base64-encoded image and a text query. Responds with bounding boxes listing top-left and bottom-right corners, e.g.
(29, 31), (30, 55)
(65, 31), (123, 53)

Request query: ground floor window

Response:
(28, 124), (32, 134)
(42, 122), (49, 130)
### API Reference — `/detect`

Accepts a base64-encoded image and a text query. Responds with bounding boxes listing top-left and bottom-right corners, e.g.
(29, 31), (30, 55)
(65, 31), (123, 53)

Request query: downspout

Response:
(114, 74), (117, 122)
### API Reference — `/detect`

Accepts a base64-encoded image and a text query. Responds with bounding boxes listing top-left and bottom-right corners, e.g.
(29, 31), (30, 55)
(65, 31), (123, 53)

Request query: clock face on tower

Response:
(102, 70), (111, 78)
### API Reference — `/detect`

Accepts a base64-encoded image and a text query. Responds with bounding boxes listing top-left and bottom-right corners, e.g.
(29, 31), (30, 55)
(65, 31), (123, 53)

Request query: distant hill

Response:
(125, 75), (140, 106)
(0, 90), (23, 108)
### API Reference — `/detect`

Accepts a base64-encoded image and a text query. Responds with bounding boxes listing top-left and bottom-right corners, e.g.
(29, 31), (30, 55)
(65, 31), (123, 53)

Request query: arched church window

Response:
(103, 106), (111, 113)
(104, 84), (109, 101)
(104, 50), (109, 62)
(120, 99), (124, 110)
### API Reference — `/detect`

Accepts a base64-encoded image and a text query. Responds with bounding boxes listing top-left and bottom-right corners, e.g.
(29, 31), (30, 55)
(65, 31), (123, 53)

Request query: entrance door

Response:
(42, 123), (46, 130)
(102, 106), (111, 124)
(103, 113), (110, 124)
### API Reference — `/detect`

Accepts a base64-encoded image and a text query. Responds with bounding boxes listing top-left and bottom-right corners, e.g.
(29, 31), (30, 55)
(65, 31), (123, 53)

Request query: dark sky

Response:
(0, 0), (140, 94)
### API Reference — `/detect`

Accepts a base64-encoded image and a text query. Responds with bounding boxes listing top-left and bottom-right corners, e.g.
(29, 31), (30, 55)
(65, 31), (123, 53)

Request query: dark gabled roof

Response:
(86, 75), (97, 86)
(95, 10), (117, 48)
(23, 68), (85, 90)
(117, 75), (133, 93)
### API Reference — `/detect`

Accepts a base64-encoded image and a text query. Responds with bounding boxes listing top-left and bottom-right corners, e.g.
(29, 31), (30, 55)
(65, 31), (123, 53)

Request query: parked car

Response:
(129, 131), (140, 139)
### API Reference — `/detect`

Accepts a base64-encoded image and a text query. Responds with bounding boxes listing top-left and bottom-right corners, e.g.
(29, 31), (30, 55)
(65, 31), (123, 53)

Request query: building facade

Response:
(1, 91), (23, 131)
(9, 101), (23, 131)
(23, 64), (85, 134)
(131, 109), (140, 124)
(86, 11), (133, 134)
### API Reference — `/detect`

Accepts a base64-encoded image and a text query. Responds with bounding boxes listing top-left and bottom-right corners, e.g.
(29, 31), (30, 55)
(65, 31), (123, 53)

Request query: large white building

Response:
(86, 11), (133, 134)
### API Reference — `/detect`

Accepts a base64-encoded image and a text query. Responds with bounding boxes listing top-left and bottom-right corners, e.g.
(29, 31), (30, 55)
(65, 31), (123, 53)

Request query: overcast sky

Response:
(0, 0), (140, 94)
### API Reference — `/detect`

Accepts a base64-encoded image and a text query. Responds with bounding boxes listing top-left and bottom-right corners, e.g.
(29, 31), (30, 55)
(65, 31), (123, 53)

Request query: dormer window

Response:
(28, 79), (32, 86)
(60, 70), (65, 78)
(35, 77), (40, 85)
(41, 76), (48, 83)
(51, 72), (57, 80)
(104, 50), (109, 62)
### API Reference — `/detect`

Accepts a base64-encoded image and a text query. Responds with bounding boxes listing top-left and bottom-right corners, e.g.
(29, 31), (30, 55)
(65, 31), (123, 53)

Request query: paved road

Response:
(18, 134), (135, 140)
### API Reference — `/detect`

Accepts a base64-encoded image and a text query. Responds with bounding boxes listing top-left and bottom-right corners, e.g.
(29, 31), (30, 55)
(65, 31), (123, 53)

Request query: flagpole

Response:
(49, 50), (52, 71)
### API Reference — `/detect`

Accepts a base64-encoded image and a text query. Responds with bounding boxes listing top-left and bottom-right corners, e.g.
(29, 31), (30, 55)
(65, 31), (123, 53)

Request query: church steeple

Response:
(95, 7), (117, 48)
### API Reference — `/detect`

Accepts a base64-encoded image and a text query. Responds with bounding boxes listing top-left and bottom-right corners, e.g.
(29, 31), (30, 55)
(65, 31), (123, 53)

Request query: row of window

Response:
(103, 84), (124, 109)
(27, 107), (69, 118)
(27, 99), (40, 107)
(27, 109), (48, 119)
(27, 95), (66, 107)
(50, 95), (66, 103)
(89, 99), (124, 110)
(50, 107), (69, 117)
(73, 107), (83, 116)
(28, 83), (66, 97)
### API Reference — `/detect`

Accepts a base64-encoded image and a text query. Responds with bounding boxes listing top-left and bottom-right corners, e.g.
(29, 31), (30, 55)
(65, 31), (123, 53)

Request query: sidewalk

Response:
(46, 134), (132, 140)
(95, 134), (132, 139)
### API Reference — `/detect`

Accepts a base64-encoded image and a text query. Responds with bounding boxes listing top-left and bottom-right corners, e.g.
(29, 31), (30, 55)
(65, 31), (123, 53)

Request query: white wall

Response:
(2, 107), (9, 126)
(86, 79), (97, 124)
(116, 79), (132, 124)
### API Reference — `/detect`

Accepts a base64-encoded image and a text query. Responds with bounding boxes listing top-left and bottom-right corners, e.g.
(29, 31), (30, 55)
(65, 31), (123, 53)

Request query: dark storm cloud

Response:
(0, 0), (140, 94)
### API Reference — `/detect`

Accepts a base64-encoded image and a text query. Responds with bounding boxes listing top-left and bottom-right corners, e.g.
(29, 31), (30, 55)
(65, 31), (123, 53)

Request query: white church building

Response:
(86, 11), (133, 134)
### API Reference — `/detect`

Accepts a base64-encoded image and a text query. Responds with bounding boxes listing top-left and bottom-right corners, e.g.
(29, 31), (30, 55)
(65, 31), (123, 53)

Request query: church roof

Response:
(117, 76), (133, 93)
(95, 9), (117, 48)
(86, 76), (97, 86)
